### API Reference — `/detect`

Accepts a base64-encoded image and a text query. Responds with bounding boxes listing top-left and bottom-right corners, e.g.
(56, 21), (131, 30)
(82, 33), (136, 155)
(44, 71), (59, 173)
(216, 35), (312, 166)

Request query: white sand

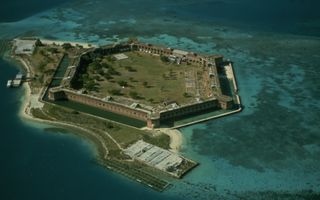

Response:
(19, 83), (44, 119)
(15, 54), (112, 158)
(157, 128), (183, 153)
(17, 56), (44, 121)
(40, 39), (98, 48)
(16, 49), (182, 156)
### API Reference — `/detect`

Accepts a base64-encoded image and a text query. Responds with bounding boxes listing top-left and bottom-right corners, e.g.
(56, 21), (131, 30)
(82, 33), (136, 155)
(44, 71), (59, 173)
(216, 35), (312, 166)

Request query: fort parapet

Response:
(48, 41), (236, 128)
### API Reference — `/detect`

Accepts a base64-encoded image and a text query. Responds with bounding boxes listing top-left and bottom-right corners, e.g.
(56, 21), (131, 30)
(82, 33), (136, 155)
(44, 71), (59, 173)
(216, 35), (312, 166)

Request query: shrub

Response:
(129, 91), (139, 99)
(62, 43), (73, 50)
(109, 89), (122, 96)
(117, 80), (128, 87)
(160, 55), (170, 63)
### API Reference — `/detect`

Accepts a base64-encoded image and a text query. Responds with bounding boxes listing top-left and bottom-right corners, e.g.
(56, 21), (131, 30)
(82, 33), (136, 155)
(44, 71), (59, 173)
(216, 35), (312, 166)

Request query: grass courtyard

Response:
(80, 51), (206, 105)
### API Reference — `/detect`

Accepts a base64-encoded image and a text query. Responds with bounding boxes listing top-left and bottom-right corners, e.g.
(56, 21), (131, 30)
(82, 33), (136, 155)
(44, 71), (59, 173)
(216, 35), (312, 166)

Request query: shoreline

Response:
(16, 57), (184, 153)
(14, 52), (184, 153)
(39, 38), (98, 48)
(157, 128), (183, 153)
(18, 82), (109, 158)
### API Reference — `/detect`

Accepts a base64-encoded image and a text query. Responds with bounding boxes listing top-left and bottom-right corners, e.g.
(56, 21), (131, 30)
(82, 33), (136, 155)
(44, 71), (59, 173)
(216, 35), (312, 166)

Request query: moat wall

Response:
(49, 89), (150, 122)
(48, 42), (235, 128)
(48, 88), (229, 128)
(159, 100), (219, 121)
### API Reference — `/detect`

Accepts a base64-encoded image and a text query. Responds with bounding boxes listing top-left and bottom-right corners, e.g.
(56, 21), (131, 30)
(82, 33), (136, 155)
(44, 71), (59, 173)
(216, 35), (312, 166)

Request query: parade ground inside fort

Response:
(82, 51), (208, 106)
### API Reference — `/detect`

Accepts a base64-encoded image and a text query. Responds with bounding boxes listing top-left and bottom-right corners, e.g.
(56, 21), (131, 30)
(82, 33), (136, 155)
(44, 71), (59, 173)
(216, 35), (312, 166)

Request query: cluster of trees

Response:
(87, 60), (121, 81)
(108, 89), (122, 96)
(35, 39), (43, 47)
(117, 80), (128, 87)
(124, 66), (137, 72)
(47, 48), (59, 54)
(129, 91), (140, 99)
(62, 43), (73, 50)
(88, 61), (105, 73)
(183, 92), (192, 98)
(81, 74), (99, 91)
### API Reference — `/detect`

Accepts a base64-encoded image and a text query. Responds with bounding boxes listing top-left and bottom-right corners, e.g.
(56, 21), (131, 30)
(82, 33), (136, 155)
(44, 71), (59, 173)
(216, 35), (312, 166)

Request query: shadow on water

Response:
(219, 76), (233, 97)
(160, 107), (228, 128)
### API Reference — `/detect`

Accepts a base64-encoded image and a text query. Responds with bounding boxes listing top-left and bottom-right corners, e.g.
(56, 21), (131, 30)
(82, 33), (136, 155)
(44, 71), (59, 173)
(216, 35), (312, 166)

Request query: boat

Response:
(6, 80), (12, 87)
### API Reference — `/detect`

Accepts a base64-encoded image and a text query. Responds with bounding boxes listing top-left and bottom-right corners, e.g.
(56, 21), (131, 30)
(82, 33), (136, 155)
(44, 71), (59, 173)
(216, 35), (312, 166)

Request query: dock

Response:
(7, 72), (25, 88)
(7, 80), (12, 88)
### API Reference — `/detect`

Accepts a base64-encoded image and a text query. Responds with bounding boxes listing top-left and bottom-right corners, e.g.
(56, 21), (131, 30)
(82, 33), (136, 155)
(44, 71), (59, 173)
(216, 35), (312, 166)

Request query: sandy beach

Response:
(40, 39), (98, 48)
(16, 54), (45, 121)
(157, 128), (183, 153)
(16, 49), (183, 154)
(18, 80), (110, 158)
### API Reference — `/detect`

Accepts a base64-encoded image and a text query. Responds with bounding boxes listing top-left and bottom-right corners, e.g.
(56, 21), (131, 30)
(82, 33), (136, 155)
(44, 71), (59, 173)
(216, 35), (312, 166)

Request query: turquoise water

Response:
(1, 0), (320, 199)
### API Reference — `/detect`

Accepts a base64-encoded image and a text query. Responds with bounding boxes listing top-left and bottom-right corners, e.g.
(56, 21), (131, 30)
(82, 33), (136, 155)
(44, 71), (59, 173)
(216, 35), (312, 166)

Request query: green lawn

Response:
(85, 51), (202, 105)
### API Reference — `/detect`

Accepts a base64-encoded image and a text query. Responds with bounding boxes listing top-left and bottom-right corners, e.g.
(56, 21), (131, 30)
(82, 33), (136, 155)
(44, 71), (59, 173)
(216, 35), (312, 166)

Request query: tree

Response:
(118, 80), (128, 87)
(84, 80), (96, 91)
(129, 91), (139, 99)
(35, 39), (43, 47)
(160, 55), (170, 63)
(142, 81), (148, 87)
(81, 74), (89, 82)
(125, 66), (137, 72)
(71, 110), (79, 114)
(88, 61), (102, 73)
(97, 68), (104, 76)
(106, 56), (114, 62)
(104, 73), (113, 80)
(48, 48), (59, 54)
(62, 43), (73, 50)
(109, 89), (122, 96)
(106, 122), (114, 129)
(183, 92), (191, 98)
(108, 67), (121, 76)
(101, 63), (110, 68)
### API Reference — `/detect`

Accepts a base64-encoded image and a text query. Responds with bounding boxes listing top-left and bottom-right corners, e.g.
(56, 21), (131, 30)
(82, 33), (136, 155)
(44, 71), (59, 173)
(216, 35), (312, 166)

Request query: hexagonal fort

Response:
(48, 41), (236, 128)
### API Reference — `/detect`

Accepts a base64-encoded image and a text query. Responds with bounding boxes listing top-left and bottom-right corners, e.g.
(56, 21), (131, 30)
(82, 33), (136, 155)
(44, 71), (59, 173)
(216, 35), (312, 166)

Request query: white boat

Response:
(6, 80), (12, 87)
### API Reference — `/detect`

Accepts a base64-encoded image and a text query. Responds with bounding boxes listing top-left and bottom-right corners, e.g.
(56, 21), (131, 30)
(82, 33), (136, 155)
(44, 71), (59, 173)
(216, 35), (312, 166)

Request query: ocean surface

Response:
(1, 0), (320, 199)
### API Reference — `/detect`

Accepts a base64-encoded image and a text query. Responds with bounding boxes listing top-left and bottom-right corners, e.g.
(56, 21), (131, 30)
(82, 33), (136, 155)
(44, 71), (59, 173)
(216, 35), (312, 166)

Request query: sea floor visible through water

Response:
(1, 0), (320, 199)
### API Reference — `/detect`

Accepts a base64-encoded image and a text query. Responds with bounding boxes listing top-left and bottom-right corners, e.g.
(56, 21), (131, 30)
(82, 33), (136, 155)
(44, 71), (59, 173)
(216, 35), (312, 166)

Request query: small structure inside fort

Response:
(47, 40), (240, 128)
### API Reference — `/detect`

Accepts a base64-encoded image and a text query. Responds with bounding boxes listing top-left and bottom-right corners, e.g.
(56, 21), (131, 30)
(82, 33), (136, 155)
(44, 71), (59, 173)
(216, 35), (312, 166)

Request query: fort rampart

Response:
(49, 88), (150, 122)
(48, 41), (235, 128)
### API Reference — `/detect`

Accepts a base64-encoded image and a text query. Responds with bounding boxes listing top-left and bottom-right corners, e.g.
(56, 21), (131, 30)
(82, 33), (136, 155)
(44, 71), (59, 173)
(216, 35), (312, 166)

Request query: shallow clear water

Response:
(1, 0), (320, 199)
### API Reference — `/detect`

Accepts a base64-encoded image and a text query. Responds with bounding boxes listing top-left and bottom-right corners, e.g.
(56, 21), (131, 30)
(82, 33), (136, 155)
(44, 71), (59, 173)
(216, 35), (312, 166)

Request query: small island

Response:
(9, 37), (241, 191)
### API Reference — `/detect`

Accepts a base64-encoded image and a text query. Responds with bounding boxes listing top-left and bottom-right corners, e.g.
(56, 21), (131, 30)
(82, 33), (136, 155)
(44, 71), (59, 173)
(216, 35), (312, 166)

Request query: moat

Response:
(46, 39), (241, 129)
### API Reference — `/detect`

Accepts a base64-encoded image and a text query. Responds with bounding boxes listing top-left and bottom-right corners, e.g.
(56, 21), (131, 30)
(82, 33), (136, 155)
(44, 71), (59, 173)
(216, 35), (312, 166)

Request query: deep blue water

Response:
(1, 0), (320, 199)
(0, 59), (178, 200)
(0, 0), (68, 22)
(173, 0), (320, 36)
